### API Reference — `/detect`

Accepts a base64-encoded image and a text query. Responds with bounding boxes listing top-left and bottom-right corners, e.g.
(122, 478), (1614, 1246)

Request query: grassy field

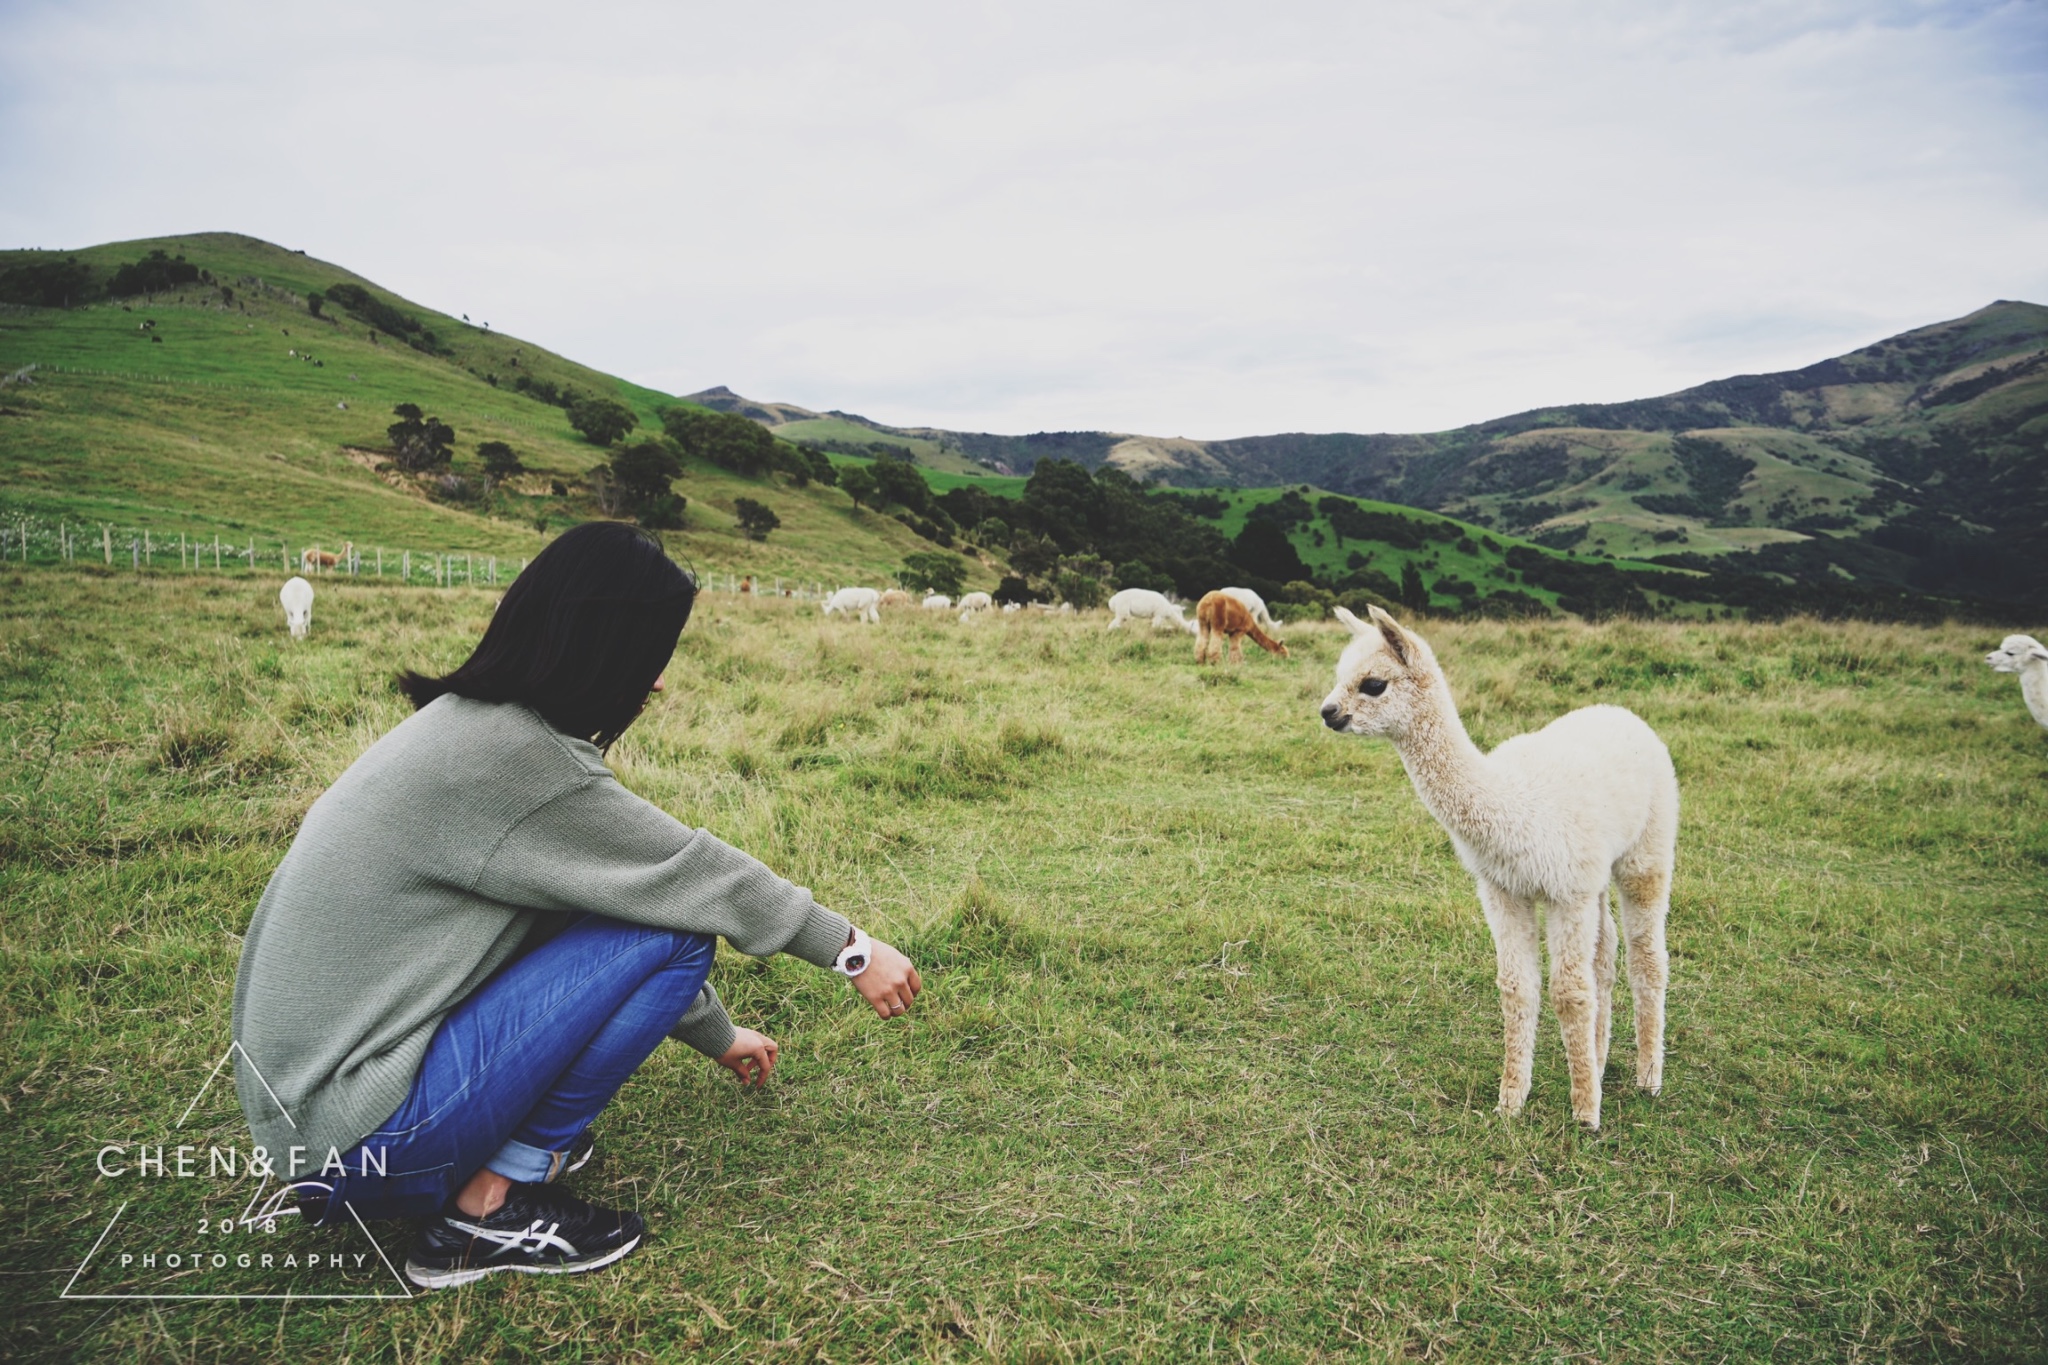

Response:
(3, 566), (2044, 1360)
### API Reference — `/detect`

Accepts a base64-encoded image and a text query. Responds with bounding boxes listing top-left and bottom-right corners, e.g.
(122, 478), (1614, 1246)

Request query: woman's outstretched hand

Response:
(716, 1028), (779, 1086)
(852, 938), (922, 1020)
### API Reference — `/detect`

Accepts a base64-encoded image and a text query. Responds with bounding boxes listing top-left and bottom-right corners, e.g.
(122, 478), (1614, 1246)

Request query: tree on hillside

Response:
(306, 291), (325, 318)
(800, 447), (838, 487)
(1229, 519), (1311, 587)
(478, 441), (524, 483)
(388, 403), (455, 472)
(1400, 561), (1428, 611)
(1053, 552), (1112, 610)
(568, 395), (639, 447)
(838, 464), (880, 510)
(993, 575), (1036, 606)
(733, 498), (781, 541)
(107, 250), (200, 298)
(900, 551), (967, 598)
(0, 256), (97, 308)
(869, 455), (935, 517)
(661, 406), (779, 476)
(603, 439), (686, 528)
(1112, 559), (1176, 594)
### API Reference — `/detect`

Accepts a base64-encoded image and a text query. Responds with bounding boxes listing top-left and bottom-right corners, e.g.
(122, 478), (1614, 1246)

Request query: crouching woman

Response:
(231, 521), (920, 1289)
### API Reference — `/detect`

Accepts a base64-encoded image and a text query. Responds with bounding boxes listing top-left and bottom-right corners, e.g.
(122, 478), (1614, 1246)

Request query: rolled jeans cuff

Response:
(484, 1136), (562, 1184)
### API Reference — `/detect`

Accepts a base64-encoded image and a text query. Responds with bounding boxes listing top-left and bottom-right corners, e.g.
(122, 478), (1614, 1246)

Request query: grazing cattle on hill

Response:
(1107, 588), (1196, 634)
(1195, 590), (1289, 664)
(279, 577), (315, 638)
(822, 587), (881, 623)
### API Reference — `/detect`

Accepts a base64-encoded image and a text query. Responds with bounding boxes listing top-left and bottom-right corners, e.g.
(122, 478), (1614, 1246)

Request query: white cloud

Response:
(2, 0), (2043, 437)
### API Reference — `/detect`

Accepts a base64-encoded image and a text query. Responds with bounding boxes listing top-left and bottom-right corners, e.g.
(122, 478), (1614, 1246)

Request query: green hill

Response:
(704, 302), (2048, 610)
(0, 232), (2019, 620)
(0, 232), (978, 590)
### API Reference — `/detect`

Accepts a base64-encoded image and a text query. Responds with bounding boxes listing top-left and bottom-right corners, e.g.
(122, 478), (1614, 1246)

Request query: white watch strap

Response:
(834, 928), (873, 977)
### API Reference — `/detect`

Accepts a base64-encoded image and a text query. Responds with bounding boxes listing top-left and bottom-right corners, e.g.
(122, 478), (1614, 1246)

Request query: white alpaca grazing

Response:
(1106, 587), (1197, 635)
(1319, 606), (1678, 1129)
(922, 594), (952, 610)
(1220, 586), (1280, 635)
(822, 587), (881, 623)
(957, 591), (992, 613)
(279, 576), (315, 638)
(1985, 634), (2048, 732)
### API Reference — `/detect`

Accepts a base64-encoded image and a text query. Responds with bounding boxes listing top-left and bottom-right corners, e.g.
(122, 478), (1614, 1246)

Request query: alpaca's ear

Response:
(1365, 604), (1411, 667)
(2032, 643), (2048, 662)
(1332, 606), (1369, 637)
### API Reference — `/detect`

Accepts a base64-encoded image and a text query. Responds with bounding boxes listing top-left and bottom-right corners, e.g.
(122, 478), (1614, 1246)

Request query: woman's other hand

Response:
(853, 939), (922, 1019)
(716, 1028), (779, 1086)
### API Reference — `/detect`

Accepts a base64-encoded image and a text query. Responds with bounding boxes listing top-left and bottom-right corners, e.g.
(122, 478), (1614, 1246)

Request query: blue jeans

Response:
(304, 914), (715, 1223)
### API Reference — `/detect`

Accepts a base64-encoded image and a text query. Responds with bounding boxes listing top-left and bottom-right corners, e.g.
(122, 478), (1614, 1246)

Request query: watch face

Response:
(842, 952), (868, 973)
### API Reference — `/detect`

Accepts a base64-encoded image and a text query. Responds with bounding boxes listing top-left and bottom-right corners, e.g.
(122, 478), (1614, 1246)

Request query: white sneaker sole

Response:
(404, 1232), (641, 1290)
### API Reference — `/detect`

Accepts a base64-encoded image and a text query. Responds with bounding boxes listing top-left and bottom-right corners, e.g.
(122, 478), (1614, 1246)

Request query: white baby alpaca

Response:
(1985, 634), (2048, 732)
(1319, 605), (1678, 1129)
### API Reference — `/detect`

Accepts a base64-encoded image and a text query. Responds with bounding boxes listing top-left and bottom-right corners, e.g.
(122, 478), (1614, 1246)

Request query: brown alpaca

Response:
(300, 540), (352, 573)
(1195, 590), (1290, 664)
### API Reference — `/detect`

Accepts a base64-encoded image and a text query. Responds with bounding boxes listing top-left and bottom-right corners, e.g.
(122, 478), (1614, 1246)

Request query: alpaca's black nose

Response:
(1321, 704), (1346, 731)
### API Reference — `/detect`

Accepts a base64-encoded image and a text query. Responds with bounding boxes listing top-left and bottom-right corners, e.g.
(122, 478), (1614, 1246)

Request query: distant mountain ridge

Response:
(701, 300), (2048, 607)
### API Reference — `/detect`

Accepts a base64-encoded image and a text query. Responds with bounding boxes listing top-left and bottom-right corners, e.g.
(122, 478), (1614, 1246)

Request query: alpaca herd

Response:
(267, 562), (2041, 1130)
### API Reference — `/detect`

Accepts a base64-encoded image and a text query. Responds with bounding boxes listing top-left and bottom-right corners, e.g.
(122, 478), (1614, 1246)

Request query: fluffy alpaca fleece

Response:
(1985, 634), (2048, 732)
(1219, 586), (1281, 635)
(822, 587), (881, 623)
(1195, 591), (1289, 664)
(278, 576), (314, 638)
(1319, 606), (1678, 1129)
(1107, 587), (1196, 634)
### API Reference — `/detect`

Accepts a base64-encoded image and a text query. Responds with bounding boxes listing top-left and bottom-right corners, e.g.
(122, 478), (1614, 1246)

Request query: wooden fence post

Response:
(103, 525), (112, 565)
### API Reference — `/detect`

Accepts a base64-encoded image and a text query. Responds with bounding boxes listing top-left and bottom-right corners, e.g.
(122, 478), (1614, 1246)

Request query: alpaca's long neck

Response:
(2022, 658), (2048, 725)
(1392, 678), (1510, 845)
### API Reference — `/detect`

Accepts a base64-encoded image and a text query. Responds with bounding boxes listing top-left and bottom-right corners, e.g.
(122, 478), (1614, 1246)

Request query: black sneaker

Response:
(403, 1183), (644, 1289)
(564, 1129), (594, 1175)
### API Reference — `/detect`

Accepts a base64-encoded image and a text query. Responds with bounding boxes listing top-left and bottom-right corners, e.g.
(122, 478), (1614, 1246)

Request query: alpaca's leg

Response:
(1594, 889), (1617, 1076)
(1477, 880), (1540, 1117)
(1616, 864), (1671, 1096)
(1547, 895), (1604, 1128)
(1229, 632), (1245, 664)
(1195, 624), (1210, 663)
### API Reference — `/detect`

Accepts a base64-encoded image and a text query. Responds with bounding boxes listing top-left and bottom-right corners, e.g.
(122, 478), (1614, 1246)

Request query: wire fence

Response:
(0, 511), (837, 600)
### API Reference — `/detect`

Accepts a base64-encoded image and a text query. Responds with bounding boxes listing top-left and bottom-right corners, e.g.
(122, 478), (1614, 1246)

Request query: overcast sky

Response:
(3, 0), (2044, 437)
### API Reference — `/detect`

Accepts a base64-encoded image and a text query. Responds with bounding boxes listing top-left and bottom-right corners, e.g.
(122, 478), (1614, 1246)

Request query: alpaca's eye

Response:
(1360, 678), (1388, 697)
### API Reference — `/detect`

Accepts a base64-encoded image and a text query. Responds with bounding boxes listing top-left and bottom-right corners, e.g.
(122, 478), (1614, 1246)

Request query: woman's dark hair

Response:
(398, 522), (696, 749)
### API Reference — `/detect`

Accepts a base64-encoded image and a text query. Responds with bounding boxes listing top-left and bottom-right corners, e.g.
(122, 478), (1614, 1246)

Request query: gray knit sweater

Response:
(230, 694), (850, 1166)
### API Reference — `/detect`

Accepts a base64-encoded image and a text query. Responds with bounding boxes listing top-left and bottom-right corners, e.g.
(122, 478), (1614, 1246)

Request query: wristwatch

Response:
(833, 927), (873, 978)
